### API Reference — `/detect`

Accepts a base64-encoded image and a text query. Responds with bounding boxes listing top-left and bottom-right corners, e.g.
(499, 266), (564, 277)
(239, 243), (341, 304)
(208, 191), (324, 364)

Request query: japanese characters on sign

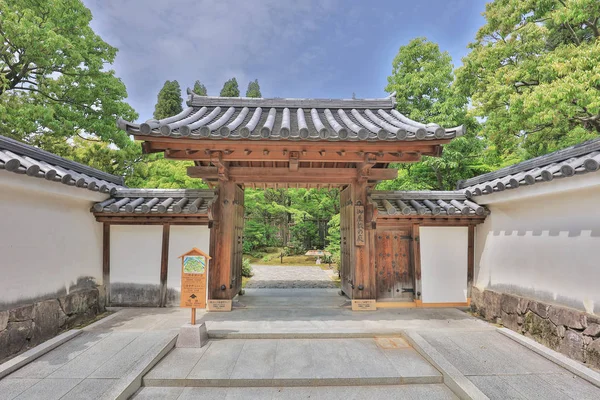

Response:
(179, 248), (210, 309)
(355, 205), (365, 246)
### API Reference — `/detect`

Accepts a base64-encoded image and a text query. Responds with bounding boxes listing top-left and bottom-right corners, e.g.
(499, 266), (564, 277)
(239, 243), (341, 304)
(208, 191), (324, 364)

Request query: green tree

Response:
(384, 37), (486, 190)
(193, 80), (207, 96)
(245, 79), (262, 98)
(126, 155), (209, 189)
(0, 0), (137, 153)
(153, 80), (183, 120)
(220, 77), (240, 97)
(456, 0), (600, 159)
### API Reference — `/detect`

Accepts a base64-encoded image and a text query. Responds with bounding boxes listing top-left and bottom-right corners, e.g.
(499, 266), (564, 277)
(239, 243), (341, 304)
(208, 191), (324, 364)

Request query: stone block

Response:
(556, 325), (566, 338)
(501, 293), (529, 315)
(176, 323), (208, 348)
(481, 290), (502, 320)
(31, 299), (61, 344)
(9, 304), (34, 322)
(0, 321), (33, 360)
(0, 311), (8, 332)
(500, 311), (520, 332)
(59, 288), (99, 316)
(522, 311), (561, 349)
(528, 300), (549, 319)
(583, 323), (600, 338)
(548, 306), (587, 330)
(560, 330), (585, 362)
(587, 339), (600, 368)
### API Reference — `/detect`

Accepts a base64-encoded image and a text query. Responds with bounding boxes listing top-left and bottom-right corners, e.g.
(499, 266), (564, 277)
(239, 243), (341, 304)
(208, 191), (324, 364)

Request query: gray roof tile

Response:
(0, 135), (125, 194)
(458, 138), (600, 197)
(117, 90), (465, 142)
(370, 191), (488, 217)
(92, 189), (216, 215)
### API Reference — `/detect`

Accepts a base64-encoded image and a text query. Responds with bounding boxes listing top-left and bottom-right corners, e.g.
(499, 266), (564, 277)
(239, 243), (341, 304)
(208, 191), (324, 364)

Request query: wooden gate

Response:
(375, 229), (414, 300)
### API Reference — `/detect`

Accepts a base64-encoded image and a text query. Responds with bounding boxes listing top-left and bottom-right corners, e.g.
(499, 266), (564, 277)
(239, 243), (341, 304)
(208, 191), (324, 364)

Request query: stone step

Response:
(134, 384), (459, 399)
(207, 331), (406, 339)
(143, 337), (443, 388)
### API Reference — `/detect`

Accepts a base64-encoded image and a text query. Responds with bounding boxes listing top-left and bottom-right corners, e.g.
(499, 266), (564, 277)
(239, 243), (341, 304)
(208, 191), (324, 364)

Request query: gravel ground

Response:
(245, 265), (339, 289)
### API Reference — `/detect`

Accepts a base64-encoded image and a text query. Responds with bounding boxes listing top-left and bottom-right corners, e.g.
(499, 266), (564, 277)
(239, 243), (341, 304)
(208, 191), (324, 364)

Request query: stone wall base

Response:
(0, 286), (105, 363)
(471, 287), (600, 369)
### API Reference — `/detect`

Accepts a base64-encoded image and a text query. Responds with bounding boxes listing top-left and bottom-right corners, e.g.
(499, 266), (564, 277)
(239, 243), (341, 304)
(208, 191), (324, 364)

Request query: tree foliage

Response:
(153, 80), (182, 120)
(245, 79), (262, 98)
(384, 37), (487, 190)
(0, 0), (137, 155)
(243, 188), (339, 254)
(220, 77), (240, 97)
(456, 0), (600, 158)
(193, 80), (207, 96)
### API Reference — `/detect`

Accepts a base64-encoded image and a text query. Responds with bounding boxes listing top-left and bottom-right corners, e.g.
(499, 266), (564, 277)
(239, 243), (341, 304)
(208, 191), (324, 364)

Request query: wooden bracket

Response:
(357, 153), (378, 181)
(210, 151), (229, 181)
(289, 151), (299, 171)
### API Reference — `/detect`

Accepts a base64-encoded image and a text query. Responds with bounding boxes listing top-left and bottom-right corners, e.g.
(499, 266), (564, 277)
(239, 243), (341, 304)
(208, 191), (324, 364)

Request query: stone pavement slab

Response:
(143, 337), (441, 387)
(0, 309), (179, 400)
(419, 330), (600, 400)
(134, 384), (459, 400)
(245, 265), (338, 289)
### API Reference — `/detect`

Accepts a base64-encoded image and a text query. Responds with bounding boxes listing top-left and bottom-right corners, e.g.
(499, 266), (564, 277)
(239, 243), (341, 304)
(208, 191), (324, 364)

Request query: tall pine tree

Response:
(245, 79), (262, 98)
(220, 78), (240, 97)
(193, 80), (207, 96)
(153, 80), (183, 120)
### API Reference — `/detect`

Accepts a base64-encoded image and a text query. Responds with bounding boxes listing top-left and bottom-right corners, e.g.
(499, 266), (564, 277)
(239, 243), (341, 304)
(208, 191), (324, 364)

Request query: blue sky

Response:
(84, 0), (488, 121)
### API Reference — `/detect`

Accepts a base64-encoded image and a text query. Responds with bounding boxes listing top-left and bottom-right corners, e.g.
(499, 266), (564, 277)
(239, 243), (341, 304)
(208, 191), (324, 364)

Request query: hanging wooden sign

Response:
(355, 205), (365, 246)
(179, 248), (211, 321)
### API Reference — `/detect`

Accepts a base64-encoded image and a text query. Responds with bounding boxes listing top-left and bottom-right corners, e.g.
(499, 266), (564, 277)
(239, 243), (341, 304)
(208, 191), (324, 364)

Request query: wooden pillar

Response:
(412, 224), (422, 305)
(102, 223), (110, 307)
(209, 181), (237, 300)
(159, 224), (170, 307)
(350, 180), (374, 299)
(467, 225), (475, 301)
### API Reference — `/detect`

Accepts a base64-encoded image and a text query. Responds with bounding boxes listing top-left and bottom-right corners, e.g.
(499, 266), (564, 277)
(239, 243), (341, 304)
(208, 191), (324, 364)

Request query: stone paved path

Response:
(0, 309), (181, 400)
(245, 265), (338, 289)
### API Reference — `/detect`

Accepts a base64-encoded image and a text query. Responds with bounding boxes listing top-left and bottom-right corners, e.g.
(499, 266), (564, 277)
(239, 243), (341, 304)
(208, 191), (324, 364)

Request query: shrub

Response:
(242, 258), (253, 278)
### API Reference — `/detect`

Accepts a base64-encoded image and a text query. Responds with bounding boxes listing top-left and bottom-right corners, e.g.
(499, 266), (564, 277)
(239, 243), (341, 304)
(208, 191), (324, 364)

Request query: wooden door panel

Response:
(376, 230), (414, 300)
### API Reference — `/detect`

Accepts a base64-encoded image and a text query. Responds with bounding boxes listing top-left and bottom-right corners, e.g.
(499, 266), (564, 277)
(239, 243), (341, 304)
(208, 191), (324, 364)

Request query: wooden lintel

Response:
(187, 166), (397, 183)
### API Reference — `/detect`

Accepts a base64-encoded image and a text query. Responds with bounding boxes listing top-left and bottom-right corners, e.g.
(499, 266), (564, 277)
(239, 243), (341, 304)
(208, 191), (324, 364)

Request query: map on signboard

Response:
(183, 255), (206, 274)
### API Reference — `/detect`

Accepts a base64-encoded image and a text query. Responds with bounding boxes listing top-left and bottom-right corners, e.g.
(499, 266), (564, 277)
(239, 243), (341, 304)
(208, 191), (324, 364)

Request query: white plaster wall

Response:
(420, 227), (468, 303)
(0, 173), (105, 308)
(110, 225), (162, 285)
(167, 225), (211, 299)
(474, 183), (600, 314)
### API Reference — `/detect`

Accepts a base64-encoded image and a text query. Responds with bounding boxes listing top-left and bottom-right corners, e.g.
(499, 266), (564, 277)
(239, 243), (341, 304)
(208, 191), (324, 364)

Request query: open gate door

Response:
(375, 229), (414, 301)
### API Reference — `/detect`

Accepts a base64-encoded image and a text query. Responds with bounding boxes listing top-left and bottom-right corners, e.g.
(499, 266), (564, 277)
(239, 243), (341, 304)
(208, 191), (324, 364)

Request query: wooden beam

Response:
(103, 223), (110, 307)
(351, 179), (375, 300)
(159, 224), (170, 307)
(139, 137), (447, 162)
(209, 181), (237, 300)
(187, 166), (397, 183)
(467, 225), (475, 299)
(412, 224), (422, 301)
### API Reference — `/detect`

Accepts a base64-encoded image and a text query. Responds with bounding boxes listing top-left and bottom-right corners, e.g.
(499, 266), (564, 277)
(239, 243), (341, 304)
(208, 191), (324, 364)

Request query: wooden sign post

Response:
(179, 247), (211, 325)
